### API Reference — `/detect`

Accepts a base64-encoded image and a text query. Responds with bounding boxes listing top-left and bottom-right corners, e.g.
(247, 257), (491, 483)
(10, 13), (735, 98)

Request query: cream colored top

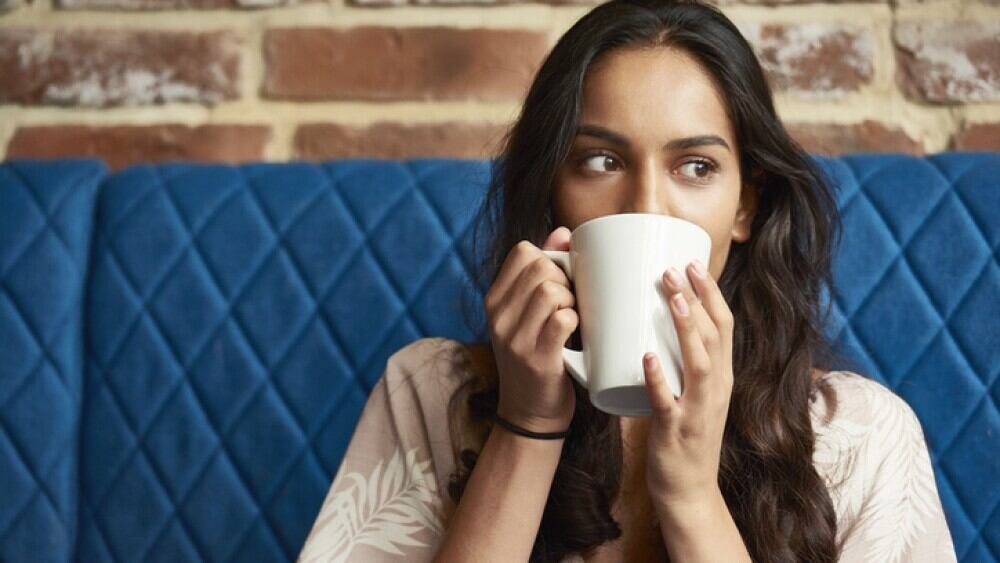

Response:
(298, 337), (957, 563)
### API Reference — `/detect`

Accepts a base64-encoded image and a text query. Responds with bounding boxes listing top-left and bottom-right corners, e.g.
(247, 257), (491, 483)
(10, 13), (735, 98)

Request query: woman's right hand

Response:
(485, 227), (579, 434)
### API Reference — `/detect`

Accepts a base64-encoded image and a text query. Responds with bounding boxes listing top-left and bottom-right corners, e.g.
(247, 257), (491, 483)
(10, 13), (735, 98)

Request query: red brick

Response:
(56, 0), (311, 9)
(740, 23), (874, 98)
(0, 29), (241, 107)
(895, 0), (997, 5)
(954, 123), (1000, 151)
(6, 125), (271, 170)
(348, 0), (406, 5)
(350, 0), (595, 4)
(56, 0), (229, 7)
(264, 27), (550, 101)
(786, 121), (923, 155)
(294, 122), (507, 159)
(894, 22), (1000, 102)
(719, 0), (878, 3)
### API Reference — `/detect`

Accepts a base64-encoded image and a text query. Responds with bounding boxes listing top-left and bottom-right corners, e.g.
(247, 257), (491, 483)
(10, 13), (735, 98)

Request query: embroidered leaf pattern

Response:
(299, 446), (444, 563)
(812, 372), (952, 562)
(811, 374), (871, 533)
(852, 379), (940, 563)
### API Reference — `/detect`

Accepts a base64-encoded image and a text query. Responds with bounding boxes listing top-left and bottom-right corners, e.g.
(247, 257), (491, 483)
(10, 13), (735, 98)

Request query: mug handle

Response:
(541, 250), (588, 388)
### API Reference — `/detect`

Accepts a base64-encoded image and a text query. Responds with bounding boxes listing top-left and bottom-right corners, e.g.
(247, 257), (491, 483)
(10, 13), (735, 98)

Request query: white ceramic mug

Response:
(543, 213), (711, 417)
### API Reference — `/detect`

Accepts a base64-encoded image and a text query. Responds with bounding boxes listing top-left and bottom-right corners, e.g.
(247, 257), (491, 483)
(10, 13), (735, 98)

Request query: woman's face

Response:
(552, 47), (757, 279)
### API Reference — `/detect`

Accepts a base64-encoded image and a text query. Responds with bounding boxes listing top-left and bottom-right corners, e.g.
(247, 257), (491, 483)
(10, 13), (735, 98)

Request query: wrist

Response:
(654, 488), (751, 563)
(489, 422), (568, 451)
(653, 487), (727, 529)
(496, 402), (573, 435)
(493, 411), (571, 440)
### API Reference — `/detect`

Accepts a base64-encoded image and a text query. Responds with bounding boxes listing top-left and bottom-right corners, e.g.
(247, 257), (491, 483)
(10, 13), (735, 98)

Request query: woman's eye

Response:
(581, 154), (620, 173)
(677, 160), (716, 181)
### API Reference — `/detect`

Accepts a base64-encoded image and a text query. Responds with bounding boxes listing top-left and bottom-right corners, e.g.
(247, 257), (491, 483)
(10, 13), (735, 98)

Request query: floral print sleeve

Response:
(297, 338), (469, 563)
(812, 372), (958, 563)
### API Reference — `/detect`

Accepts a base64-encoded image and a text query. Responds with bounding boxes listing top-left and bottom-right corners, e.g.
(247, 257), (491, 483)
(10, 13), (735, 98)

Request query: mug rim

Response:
(571, 213), (710, 242)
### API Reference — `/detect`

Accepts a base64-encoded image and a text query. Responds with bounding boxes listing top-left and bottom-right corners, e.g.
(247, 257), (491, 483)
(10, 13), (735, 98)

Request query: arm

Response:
(298, 340), (453, 563)
(838, 386), (958, 562)
(642, 261), (751, 561)
(654, 490), (752, 563)
(433, 426), (564, 563)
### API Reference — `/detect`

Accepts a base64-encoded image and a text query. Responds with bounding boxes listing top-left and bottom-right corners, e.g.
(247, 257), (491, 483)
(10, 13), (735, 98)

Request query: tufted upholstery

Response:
(0, 154), (996, 562)
(0, 161), (102, 563)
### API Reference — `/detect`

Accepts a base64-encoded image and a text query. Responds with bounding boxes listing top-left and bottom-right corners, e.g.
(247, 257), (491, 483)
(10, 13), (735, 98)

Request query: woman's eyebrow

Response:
(665, 135), (731, 152)
(576, 124), (731, 153)
(577, 124), (629, 146)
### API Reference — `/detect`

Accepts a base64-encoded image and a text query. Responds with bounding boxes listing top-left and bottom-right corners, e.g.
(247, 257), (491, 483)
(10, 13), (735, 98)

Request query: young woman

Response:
(298, 1), (956, 561)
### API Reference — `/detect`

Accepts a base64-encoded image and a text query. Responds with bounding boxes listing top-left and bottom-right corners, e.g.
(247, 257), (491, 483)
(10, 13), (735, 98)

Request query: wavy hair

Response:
(446, 1), (845, 561)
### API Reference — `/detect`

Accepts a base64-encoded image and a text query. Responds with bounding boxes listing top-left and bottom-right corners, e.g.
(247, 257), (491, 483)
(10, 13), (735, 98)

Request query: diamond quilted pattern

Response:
(0, 160), (103, 563)
(950, 263), (1000, 384)
(0, 154), (996, 563)
(369, 189), (455, 302)
(830, 192), (899, 317)
(78, 160), (493, 563)
(823, 153), (1000, 561)
(906, 193), (992, 317)
(323, 251), (407, 372)
(851, 261), (941, 386)
(935, 153), (1000, 251)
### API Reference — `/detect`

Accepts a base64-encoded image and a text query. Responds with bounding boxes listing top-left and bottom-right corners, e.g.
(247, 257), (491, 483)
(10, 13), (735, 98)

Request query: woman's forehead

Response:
(579, 47), (735, 145)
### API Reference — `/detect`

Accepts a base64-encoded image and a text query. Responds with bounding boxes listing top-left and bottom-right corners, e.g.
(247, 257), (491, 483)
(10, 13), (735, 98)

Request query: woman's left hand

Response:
(643, 259), (734, 511)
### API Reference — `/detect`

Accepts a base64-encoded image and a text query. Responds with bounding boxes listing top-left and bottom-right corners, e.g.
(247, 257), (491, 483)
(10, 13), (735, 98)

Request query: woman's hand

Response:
(485, 227), (579, 434)
(643, 259), (734, 510)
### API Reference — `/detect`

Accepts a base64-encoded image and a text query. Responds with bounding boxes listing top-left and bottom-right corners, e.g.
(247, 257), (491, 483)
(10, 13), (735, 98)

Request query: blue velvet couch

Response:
(0, 154), (996, 562)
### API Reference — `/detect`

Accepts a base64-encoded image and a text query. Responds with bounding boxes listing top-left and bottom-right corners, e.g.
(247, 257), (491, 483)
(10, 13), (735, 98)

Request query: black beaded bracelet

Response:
(492, 412), (571, 440)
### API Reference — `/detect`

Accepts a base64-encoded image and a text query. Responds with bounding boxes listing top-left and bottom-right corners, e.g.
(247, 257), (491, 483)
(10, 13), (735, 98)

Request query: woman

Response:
(298, 1), (956, 561)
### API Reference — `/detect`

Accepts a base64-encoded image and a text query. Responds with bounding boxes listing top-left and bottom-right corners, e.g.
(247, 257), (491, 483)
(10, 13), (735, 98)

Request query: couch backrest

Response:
(77, 160), (492, 562)
(0, 154), (996, 562)
(0, 160), (104, 563)
(821, 154), (998, 562)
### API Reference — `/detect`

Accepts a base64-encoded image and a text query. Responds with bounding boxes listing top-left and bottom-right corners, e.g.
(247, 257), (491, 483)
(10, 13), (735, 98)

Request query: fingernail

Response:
(672, 293), (689, 316)
(666, 267), (684, 288)
(692, 259), (708, 277)
(644, 353), (658, 372)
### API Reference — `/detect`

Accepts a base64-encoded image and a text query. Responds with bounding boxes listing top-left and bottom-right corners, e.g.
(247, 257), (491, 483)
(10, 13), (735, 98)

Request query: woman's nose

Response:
(622, 162), (671, 216)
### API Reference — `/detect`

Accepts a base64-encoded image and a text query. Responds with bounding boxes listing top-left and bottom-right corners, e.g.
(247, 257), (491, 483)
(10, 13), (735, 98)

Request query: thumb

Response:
(542, 226), (571, 251)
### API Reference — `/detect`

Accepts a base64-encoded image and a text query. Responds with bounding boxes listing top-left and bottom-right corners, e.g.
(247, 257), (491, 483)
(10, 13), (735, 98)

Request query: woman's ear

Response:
(731, 169), (761, 243)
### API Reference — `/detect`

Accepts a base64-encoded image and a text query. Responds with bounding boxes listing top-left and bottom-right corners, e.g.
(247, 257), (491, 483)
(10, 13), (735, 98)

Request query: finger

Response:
(488, 227), (568, 313)
(487, 240), (540, 316)
(664, 266), (722, 364)
(537, 307), (579, 356)
(643, 352), (678, 415)
(685, 260), (734, 367)
(667, 288), (714, 404)
(514, 280), (575, 352)
(495, 256), (570, 337)
(542, 226), (571, 251)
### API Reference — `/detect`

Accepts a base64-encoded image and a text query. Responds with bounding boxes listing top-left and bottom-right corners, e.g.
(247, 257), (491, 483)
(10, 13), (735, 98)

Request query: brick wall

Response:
(0, 0), (997, 169)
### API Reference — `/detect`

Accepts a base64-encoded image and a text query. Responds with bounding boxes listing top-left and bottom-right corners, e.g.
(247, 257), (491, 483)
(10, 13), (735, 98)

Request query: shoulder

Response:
(386, 336), (466, 366)
(813, 375), (956, 561)
(820, 369), (929, 467)
(812, 370), (921, 434)
(811, 371), (937, 520)
(378, 337), (489, 451)
(810, 370), (925, 499)
(381, 337), (480, 398)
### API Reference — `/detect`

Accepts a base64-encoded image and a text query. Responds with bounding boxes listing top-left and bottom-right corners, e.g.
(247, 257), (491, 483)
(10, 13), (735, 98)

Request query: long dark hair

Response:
(446, 1), (845, 561)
